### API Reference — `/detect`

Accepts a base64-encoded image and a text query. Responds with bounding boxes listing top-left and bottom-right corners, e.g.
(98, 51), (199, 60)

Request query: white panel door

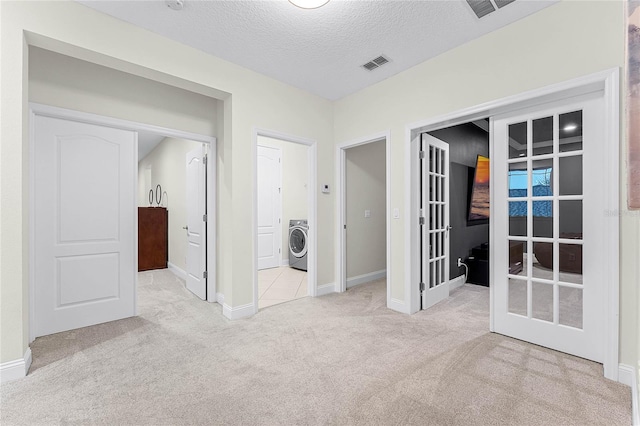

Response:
(185, 145), (207, 300)
(33, 115), (136, 338)
(492, 94), (605, 362)
(257, 145), (282, 270)
(421, 134), (451, 309)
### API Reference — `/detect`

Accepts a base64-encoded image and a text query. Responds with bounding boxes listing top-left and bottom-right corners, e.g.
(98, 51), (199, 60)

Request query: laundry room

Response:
(256, 135), (309, 309)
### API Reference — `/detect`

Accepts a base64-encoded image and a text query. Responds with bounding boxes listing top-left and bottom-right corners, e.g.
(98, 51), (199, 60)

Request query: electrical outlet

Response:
(457, 257), (463, 267)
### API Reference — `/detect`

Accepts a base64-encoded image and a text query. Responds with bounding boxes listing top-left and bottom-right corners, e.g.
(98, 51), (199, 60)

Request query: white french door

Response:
(185, 145), (207, 300)
(256, 145), (282, 270)
(420, 133), (450, 309)
(492, 94), (605, 362)
(33, 115), (136, 338)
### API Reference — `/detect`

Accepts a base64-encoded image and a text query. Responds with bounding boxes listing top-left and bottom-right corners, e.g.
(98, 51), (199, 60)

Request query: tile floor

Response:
(258, 266), (307, 309)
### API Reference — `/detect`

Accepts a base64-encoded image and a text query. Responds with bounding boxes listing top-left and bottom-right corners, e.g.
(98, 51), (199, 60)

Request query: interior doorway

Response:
(406, 69), (619, 380)
(137, 134), (211, 301)
(29, 103), (217, 341)
(419, 122), (490, 309)
(254, 132), (316, 310)
(336, 133), (391, 306)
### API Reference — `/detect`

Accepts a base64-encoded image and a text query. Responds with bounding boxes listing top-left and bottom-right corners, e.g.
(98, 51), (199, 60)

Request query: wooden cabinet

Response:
(138, 207), (168, 271)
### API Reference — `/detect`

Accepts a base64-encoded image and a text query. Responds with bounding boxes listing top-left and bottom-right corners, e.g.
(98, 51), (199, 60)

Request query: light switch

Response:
(364, 209), (371, 218)
(393, 208), (400, 219)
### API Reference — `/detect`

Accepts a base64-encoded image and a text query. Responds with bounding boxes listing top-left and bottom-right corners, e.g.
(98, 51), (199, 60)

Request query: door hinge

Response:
(344, 224), (346, 230)
(203, 214), (208, 222)
(279, 187), (281, 193)
(279, 248), (281, 253)
(419, 216), (425, 226)
(419, 150), (426, 159)
(420, 282), (425, 292)
(203, 271), (208, 279)
(203, 155), (208, 165)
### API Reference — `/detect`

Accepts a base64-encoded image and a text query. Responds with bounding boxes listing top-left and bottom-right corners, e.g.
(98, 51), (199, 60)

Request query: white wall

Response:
(334, 0), (637, 368)
(345, 140), (386, 279)
(257, 136), (308, 264)
(29, 47), (218, 136)
(138, 137), (202, 272)
(1, 1), (333, 364)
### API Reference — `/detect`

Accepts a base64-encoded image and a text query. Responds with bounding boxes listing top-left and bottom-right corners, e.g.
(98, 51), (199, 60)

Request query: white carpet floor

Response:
(0, 269), (631, 425)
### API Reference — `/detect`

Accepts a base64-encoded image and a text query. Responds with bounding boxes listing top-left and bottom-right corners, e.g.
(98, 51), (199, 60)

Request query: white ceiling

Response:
(78, 0), (557, 101)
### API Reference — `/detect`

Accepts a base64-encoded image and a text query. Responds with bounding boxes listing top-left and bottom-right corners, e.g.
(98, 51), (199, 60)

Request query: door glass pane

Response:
(509, 201), (527, 236)
(430, 233), (434, 259)
(559, 243), (582, 284)
(533, 116), (553, 156)
(508, 162), (527, 197)
(429, 261), (434, 287)
(559, 200), (582, 238)
(559, 110), (582, 152)
(559, 286), (583, 329)
(532, 281), (553, 322)
(429, 146), (435, 172)
(532, 242), (553, 280)
(508, 121), (527, 159)
(532, 159), (553, 196)
(508, 240), (526, 276)
(508, 278), (527, 316)
(559, 155), (582, 195)
(533, 201), (553, 238)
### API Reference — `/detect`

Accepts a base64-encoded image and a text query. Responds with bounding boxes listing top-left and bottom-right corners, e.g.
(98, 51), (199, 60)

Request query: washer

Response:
(289, 219), (308, 271)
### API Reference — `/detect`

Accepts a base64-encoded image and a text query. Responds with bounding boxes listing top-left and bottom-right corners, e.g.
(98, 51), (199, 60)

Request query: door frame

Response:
(256, 144), (283, 270)
(252, 128), (317, 314)
(404, 68), (619, 381)
(335, 132), (392, 306)
(29, 102), (218, 342)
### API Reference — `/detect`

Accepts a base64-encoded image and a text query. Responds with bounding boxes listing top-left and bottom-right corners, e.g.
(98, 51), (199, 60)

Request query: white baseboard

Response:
(316, 283), (335, 296)
(346, 269), (387, 289)
(222, 302), (255, 320)
(619, 364), (639, 425)
(216, 292), (225, 305)
(167, 262), (187, 281)
(281, 259), (289, 267)
(450, 275), (466, 292)
(387, 297), (410, 314)
(0, 348), (32, 384)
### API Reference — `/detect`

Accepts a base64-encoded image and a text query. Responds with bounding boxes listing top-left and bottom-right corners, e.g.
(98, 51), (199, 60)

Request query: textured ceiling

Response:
(78, 0), (557, 100)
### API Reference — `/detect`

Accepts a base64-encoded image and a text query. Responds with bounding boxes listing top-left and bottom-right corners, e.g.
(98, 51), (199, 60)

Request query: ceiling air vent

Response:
(494, 0), (516, 8)
(362, 55), (390, 71)
(466, 0), (495, 18)
(465, 0), (516, 18)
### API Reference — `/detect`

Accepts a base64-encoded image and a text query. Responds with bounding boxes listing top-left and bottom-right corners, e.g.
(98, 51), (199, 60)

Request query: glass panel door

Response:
(421, 133), (450, 309)
(493, 94), (605, 363)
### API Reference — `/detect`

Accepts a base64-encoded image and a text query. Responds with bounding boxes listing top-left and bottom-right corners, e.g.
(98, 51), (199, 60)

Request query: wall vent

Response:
(362, 55), (390, 71)
(494, 0), (516, 8)
(465, 0), (515, 19)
